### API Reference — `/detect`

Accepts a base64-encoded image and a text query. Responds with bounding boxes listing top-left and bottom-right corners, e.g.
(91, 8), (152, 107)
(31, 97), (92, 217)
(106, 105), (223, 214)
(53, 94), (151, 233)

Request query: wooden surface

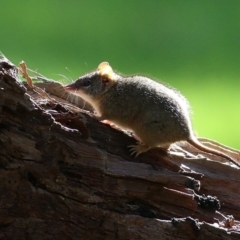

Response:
(0, 58), (240, 239)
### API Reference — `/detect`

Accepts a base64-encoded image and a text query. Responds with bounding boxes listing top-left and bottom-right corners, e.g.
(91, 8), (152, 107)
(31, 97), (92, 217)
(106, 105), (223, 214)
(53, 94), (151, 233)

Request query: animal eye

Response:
(83, 80), (91, 87)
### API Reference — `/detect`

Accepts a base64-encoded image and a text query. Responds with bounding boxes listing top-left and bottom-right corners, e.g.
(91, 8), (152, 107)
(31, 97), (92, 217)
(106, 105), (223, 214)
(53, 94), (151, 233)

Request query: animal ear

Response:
(98, 62), (115, 81)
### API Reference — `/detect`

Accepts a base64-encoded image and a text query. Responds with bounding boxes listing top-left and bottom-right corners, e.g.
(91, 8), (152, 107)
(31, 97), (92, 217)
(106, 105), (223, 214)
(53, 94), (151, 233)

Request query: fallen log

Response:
(0, 57), (239, 239)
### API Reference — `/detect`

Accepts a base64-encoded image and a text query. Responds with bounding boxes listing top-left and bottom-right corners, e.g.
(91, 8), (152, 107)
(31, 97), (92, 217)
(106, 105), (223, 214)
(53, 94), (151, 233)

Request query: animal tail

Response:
(187, 137), (240, 168)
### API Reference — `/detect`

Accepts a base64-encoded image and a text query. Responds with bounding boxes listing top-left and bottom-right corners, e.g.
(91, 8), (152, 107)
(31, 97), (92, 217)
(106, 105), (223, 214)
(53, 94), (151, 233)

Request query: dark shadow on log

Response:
(0, 57), (240, 239)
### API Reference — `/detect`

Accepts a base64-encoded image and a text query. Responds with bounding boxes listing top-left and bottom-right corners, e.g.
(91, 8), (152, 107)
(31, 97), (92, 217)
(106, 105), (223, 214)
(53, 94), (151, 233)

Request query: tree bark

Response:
(0, 58), (240, 239)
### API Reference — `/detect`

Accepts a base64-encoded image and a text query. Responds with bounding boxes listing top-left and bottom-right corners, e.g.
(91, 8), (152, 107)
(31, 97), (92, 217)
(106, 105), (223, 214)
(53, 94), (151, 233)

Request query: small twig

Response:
(19, 61), (33, 88)
(19, 61), (57, 103)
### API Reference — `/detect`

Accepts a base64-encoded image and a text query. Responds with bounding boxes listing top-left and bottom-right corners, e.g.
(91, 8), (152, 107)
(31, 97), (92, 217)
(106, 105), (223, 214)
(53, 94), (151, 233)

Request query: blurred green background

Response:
(1, 1), (240, 149)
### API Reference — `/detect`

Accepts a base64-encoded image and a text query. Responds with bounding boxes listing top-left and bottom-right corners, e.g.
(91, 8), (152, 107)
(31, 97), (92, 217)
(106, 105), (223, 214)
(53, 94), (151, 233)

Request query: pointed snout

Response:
(64, 82), (77, 92)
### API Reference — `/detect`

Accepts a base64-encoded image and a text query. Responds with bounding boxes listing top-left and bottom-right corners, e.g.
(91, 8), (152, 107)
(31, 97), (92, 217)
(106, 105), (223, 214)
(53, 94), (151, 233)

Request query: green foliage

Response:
(1, 0), (240, 148)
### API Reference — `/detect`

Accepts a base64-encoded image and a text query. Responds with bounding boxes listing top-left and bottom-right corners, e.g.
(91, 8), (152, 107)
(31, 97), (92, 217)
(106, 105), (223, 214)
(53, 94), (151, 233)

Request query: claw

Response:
(128, 145), (140, 157)
(128, 144), (151, 158)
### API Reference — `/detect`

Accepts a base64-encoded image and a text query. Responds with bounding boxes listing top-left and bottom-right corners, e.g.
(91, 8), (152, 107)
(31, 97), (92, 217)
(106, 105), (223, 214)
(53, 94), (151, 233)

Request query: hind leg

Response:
(128, 125), (173, 157)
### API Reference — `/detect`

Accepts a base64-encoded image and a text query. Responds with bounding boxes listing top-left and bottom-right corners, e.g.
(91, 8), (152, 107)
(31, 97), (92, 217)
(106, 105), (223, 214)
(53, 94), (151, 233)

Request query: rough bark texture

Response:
(0, 58), (240, 239)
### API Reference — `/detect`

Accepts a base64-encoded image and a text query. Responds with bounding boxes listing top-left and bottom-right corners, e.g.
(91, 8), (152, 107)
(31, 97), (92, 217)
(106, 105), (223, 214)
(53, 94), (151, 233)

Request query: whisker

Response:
(54, 73), (72, 82)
